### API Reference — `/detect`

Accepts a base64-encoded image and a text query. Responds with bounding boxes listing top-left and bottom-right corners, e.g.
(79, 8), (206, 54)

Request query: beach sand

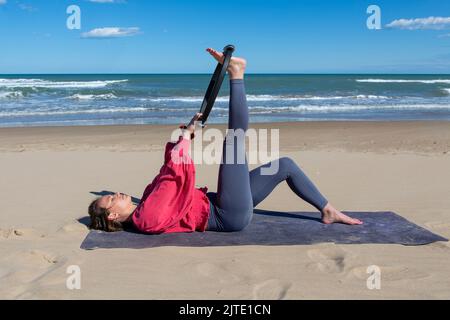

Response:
(0, 121), (449, 299)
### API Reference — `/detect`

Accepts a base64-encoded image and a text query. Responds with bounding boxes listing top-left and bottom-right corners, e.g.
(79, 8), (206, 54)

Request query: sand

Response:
(0, 121), (449, 299)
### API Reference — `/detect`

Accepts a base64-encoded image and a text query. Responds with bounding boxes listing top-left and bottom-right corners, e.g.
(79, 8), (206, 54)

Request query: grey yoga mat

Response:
(80, 210), (448, 250)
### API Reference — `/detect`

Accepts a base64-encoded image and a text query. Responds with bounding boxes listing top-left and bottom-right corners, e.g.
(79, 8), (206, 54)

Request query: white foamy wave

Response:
(245, 94), (389, 101)
(141, 96), (236, 103)
(0, 106), (200, 117)
(355, 94), (389, 99)
(247, 104), (450, 114)
(0, 107), (147, 117)
(142, 94), (390, 103)
(2, 103), (449, 118)
(145, 97), (205, 103)
(357, 79), (450, 84)
(174, 104), (450, 113)
(0, 91), (24, 99)
(69, 93), (117, 100)
(442, 88), (450, 95)
(0, 79), (128, 89)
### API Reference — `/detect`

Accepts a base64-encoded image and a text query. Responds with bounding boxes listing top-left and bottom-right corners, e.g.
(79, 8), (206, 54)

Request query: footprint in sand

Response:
(252, 279), (292, 300)
(0, 228), (14, 239)
(0, 228), (46, 239)
(2, 250), (62, 284)
(350, 265), (429, 282)
(0, 249), (65, 299)
(195, 262), (242, 284)
(57, 222), (88, 233)
(307, 247), (351, 274)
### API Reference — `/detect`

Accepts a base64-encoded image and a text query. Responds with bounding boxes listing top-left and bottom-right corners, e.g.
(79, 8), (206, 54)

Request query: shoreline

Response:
(1, 120), (449, 155)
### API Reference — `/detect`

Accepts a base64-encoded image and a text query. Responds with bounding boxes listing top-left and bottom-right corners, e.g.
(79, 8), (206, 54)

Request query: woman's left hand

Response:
(187, 113), (203, 133)
(181, 113), (203, 140)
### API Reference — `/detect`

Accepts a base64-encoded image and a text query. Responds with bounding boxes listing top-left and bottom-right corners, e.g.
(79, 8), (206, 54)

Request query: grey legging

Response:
(206, 79), (328, 232)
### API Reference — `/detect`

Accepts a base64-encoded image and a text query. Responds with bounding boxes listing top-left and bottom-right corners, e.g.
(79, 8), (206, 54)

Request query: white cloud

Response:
(0, 0), (7, 5)
(81, 27), (140, 39)
(386, 16), (450, 30)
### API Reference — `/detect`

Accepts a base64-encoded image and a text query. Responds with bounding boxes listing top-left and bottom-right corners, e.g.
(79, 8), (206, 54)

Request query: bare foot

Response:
(206, 48), (247, 79)
(321, 203), (363, 225)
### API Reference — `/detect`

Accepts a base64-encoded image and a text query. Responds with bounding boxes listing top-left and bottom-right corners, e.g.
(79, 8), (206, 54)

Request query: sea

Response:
(0, 74), (450, 127)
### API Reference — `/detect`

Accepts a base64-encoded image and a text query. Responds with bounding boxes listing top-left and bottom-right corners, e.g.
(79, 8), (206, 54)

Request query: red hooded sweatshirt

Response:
(131, 135), (211, 234)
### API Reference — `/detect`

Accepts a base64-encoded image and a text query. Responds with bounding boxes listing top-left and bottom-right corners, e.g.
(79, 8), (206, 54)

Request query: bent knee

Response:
(274, 156), (297, 176)
(279, 156), (296, 167)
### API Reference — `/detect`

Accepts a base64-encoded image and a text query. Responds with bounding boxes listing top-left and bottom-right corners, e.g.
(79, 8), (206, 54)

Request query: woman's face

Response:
(97, 192), (132, 216)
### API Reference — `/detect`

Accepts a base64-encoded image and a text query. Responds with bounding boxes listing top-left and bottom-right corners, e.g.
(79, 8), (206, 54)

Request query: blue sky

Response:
(0, 0), (449, 73)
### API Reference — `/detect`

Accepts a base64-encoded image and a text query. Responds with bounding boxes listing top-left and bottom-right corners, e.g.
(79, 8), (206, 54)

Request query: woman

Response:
(88, 48), (363, 233)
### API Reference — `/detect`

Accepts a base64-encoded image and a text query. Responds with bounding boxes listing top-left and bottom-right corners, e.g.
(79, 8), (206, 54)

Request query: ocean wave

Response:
(2, 103), (449, 118)
(443, 88), (450, 95)
(0, 106), (200, 117)
(0, 91), (24, 99)
(69, 93), (118, 100)
(357, 79), (450, 84)
(354, 95), (390, 99)
(0, 79), (128, 89)
(246, 104), (450, 113)
(141, 94), (390, 103)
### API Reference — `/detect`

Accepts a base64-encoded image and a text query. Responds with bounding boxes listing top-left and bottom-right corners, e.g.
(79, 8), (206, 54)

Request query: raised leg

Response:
(214, 79), (253, 231)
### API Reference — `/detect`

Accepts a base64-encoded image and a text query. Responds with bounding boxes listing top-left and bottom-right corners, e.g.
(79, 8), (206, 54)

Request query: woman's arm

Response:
(133, 134), (197, 233)
(132, 113), (204, 232)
